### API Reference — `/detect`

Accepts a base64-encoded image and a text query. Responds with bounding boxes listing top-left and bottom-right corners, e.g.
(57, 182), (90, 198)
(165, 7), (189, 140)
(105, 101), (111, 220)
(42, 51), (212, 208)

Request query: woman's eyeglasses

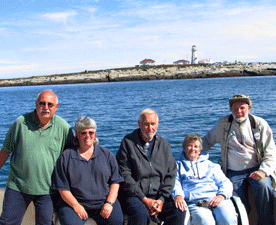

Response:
(80, 131), (95, 136)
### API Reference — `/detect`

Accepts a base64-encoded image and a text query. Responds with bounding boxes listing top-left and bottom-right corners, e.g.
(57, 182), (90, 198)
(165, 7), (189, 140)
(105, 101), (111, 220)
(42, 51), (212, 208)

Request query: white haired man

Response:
(116, 109), (186, 225)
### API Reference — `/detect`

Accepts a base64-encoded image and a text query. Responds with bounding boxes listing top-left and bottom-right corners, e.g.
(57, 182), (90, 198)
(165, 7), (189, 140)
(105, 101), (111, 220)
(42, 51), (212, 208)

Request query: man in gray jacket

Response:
(202, 94), (276, 225)
(116, 109), (186, 225)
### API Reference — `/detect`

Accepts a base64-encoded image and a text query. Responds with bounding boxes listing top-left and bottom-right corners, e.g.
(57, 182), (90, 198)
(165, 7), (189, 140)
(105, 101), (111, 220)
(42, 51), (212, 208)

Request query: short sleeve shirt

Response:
(2, 111), (74, 195)
(52, 146), (123, 210)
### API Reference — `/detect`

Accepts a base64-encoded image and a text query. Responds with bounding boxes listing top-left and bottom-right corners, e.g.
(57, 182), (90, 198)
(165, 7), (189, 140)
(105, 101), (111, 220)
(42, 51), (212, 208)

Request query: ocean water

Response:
(0, 76), (276, 187)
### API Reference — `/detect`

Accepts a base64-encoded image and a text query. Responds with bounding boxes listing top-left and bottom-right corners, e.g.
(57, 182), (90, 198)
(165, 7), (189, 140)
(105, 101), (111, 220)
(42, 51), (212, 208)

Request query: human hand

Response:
(174, 195), (188, 212)
(100, 203), (113, 219)
(72, 203), (88, 220)
(151, 199), (163, 216)
(142, 197), (156, 214)
(250, 171), (265, 181)
(142, 197), (163, 216)
(209, 195), (225, 208)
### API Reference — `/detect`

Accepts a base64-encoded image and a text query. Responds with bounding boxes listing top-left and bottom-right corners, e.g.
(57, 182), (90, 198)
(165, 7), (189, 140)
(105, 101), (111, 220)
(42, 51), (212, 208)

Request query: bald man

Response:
(0, 90), (74, 225)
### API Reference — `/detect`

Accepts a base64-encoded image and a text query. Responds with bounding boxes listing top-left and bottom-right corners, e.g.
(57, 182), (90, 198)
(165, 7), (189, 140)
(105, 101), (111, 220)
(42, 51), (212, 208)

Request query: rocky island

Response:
(0, 62), (276, 87)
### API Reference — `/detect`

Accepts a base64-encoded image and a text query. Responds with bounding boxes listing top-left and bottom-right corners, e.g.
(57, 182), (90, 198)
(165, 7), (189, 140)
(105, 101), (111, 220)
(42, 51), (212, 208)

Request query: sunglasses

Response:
(38, 101), (56, 108)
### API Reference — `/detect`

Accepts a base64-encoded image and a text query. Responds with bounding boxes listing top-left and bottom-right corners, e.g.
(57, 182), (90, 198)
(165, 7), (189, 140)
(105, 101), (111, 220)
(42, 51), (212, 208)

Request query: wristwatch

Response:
(105, 201), (114, 206)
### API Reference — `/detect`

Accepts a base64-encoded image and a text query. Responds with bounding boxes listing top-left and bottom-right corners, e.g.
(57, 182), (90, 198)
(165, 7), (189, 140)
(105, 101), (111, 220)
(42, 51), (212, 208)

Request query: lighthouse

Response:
(191, 45), (198, 64)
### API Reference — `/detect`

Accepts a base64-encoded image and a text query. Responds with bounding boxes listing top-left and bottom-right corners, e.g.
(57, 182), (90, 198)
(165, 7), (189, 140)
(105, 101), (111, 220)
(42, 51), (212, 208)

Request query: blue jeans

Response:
(56, 199), (123, 225)
(119, 196), (186, 225)
(0, 187), (53, 225)
(227, 167), (274, 225)
(188, 199), (237, 225)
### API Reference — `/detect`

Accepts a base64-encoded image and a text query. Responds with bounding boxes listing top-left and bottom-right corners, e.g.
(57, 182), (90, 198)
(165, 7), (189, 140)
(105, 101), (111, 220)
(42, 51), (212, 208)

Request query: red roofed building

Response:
(198, 59), (214, 64)
(173, 59), (190, 65)
(140, 59), (155, 66)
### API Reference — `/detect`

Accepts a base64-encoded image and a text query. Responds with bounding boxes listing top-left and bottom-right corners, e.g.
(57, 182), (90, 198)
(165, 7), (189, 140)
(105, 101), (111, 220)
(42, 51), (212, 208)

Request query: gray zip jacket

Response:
(116, 129), (177, 202)
(202, 114), (276, 177)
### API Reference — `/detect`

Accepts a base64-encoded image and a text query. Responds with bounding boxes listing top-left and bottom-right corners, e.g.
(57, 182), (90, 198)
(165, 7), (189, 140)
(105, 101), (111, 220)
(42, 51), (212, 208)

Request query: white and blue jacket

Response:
(172, 152), (233, 204)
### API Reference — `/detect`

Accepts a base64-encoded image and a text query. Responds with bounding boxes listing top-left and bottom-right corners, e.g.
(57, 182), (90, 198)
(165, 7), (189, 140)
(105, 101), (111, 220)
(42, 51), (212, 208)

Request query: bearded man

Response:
(202, 94), (276, 225)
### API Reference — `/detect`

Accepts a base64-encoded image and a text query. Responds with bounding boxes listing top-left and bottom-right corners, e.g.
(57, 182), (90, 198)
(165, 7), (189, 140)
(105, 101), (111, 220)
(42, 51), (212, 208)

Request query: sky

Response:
(1, 0), (276, 79)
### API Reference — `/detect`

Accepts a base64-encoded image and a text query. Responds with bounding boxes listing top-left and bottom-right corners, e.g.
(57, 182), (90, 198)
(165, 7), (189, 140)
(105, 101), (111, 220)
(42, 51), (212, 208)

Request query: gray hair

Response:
(139, 108), (159, 122)
(74, 116), (99, 146)
(36, 89), (58, 104)
(182, 133), (203, 150)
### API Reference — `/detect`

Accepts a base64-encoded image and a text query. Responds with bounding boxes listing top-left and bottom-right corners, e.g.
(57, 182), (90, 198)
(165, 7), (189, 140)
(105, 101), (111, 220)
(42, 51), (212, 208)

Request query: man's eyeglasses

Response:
(38, 101), (56, 108)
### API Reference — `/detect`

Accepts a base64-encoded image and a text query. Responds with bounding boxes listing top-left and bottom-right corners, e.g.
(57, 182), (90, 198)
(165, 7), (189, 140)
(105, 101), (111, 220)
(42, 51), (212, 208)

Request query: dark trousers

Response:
(228, 167), (274, 225)
(0, 187), (53, 225)
(56, 199), (123, 225)
(120, 196), (186, 225)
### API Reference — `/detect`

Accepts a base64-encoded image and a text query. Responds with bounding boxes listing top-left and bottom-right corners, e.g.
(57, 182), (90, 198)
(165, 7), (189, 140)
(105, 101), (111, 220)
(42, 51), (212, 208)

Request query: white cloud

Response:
(41, 11), (78, 23)
(0, 60), (17, 65)
(0, 63), (38, 79)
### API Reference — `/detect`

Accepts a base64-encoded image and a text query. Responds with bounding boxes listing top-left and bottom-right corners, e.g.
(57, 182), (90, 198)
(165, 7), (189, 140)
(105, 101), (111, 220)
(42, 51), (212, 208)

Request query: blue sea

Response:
(0, 76), (276, 187)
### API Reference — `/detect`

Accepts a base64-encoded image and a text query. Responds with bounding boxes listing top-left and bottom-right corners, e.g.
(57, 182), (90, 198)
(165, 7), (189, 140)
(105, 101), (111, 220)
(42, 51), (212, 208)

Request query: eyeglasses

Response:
(38, 101), (56, 108)
(80, 131), (95, 136)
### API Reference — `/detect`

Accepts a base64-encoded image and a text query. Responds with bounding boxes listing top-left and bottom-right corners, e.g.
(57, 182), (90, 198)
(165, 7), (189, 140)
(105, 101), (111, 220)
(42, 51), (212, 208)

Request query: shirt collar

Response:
(72, 145), (99, 161)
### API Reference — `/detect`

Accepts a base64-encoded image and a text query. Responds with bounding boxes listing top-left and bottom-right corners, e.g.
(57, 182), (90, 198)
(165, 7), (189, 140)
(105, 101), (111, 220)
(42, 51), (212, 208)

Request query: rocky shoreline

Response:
(1, 62), (276, 87)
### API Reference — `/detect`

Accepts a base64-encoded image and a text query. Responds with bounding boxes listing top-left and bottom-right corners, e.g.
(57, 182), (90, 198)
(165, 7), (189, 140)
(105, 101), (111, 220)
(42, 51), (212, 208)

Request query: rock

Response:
(0, 63), (276, 87)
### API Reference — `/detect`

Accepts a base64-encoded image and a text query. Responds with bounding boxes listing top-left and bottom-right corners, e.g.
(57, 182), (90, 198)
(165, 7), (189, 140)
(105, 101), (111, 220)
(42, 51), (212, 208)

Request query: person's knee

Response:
(128, 209), (148, 219)
(251, 177), (273, 192)
(0, 189), (29, 225)
(126, 213), (150, 225)
(190, 207), (215, 225)
(258, 179), (270, 188)
(213, 200), (238, 225)
(107, 203), (124, 225)
(191, 214), (215, 225)
(123, 198), (148, 218)
(107, 216), (124, 225)
(176, 209), (187, 220)
(57, 206), (84, 225)
(216, 213), (237, 225)
(34, 195), (54, 224)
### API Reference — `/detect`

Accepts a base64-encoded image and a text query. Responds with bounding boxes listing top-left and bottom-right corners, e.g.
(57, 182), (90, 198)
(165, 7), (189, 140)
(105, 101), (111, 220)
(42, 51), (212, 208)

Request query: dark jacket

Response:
(116, 129), (177, 203)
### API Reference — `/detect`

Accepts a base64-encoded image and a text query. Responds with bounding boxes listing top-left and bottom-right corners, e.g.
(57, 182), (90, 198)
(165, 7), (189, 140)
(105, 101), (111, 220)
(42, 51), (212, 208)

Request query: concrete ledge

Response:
(4, 186), (273, 225)
(0, 188), (157, 225)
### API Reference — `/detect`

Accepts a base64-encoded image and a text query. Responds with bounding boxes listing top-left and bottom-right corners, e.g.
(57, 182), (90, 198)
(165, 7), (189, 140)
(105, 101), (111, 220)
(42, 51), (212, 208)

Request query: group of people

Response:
(0, 90), (275, 225)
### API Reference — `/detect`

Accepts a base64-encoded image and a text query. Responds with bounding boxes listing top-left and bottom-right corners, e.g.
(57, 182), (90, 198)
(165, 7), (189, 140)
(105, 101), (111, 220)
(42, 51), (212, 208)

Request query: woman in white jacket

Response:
(172, 133), (237, 225)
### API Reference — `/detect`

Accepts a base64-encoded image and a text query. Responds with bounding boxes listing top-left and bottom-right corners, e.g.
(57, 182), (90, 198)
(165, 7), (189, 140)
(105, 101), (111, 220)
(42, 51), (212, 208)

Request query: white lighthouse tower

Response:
(191, 45), (198, 64)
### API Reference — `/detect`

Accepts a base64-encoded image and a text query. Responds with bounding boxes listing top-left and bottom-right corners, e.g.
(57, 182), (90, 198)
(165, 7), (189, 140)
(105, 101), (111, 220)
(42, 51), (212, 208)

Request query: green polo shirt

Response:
(2, 111), (74, 195)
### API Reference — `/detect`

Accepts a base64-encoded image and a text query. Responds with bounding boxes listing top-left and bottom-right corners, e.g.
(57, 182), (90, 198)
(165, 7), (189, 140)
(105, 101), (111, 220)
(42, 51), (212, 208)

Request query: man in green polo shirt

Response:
(0, 90), (74, 225)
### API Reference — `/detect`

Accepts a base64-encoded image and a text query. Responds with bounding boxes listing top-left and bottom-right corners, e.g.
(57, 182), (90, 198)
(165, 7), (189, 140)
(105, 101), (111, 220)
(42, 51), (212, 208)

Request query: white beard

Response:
(232, 111), (249, 124)
(141, 130), (156, 141)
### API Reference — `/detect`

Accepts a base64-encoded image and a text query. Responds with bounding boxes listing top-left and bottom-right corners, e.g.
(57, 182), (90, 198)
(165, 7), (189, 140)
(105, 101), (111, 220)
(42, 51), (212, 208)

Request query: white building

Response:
(198, 59), (214, 64)
(173, 59), (190, 65)
(191, 45), (198, 64)
(140, 59), (155, 66)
